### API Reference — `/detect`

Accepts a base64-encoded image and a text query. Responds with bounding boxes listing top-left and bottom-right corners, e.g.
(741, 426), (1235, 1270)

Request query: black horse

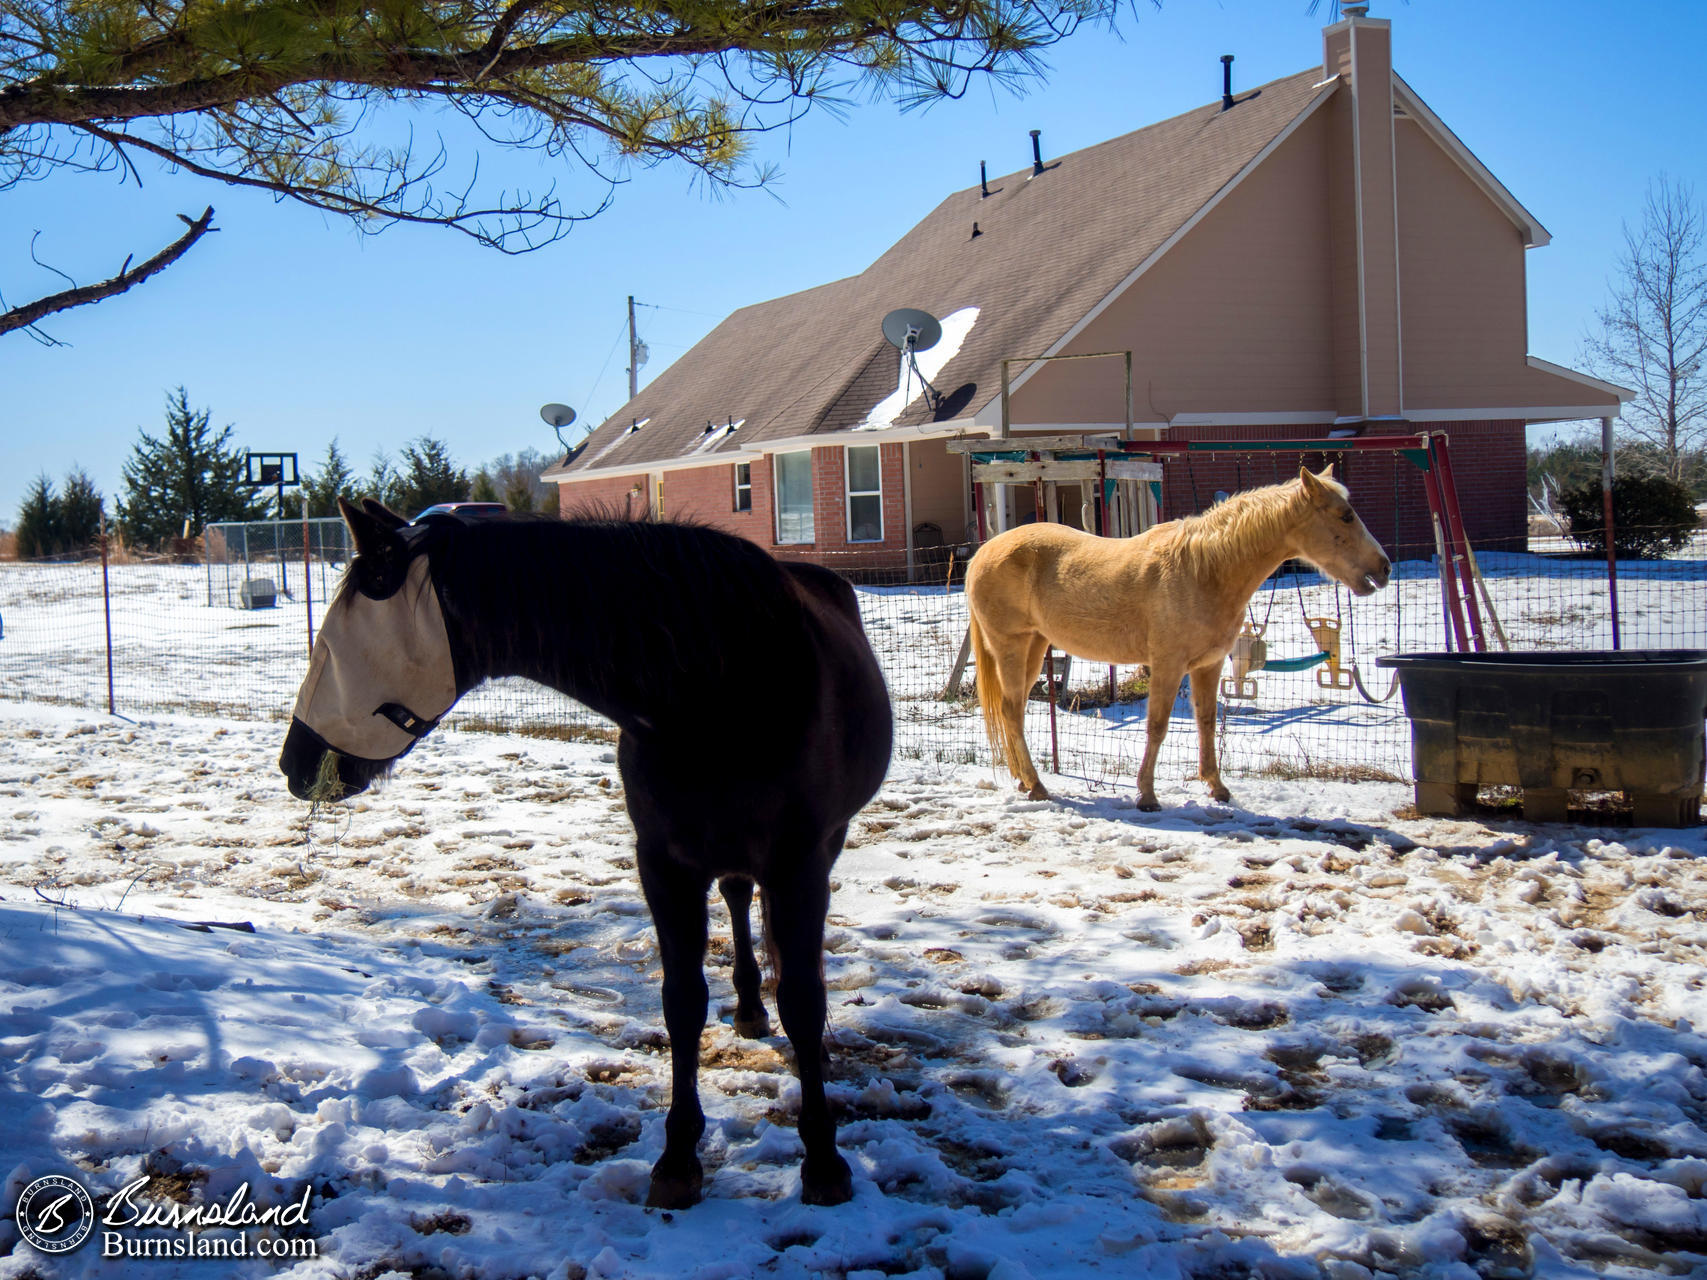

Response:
(279, 498), (893, 1207)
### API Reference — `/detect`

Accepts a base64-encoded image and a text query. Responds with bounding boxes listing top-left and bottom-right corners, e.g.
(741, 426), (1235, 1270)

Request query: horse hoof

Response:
(646, 1158), (703, 1209)
(1210, 788), (1232, 804)
(801, 1155), (853, 1207)
(1137, 798), (1161, 812)
(1026, 783), (1051, 801)
(732, 1011), (772, 1039)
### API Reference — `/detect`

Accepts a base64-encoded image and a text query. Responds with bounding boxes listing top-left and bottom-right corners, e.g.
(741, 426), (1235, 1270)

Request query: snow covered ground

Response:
(6, 551), (1706, 789)
(4, 701), (1707, 1279)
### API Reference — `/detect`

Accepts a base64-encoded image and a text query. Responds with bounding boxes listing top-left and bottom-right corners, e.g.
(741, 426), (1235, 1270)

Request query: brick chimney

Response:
(1323, 6), (1402, 420)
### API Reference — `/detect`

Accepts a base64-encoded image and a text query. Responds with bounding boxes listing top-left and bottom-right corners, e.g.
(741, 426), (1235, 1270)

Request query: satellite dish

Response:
(540, 403), (579, 458)
(882, 308), (942, 353)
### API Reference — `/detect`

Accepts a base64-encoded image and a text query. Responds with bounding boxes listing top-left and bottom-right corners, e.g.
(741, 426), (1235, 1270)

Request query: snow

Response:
(859, 308), (980, 430)
(585, 419), (652, 468)
(4, 698), (1707, 1279)
(689, 421), (745, 455)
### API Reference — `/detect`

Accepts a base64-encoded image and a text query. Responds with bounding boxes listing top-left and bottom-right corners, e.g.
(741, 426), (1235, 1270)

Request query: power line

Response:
(578, 315), (633, 431)
(635, 301), (722, 320)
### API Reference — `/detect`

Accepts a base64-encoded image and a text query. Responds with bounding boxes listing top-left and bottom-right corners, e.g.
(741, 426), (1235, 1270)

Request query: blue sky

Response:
(2, 0), (1703, 526)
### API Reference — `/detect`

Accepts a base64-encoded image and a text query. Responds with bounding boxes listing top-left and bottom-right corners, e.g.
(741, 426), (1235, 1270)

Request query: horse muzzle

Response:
(1353, 558), (1393, 596)
(279, 717), (393, 800)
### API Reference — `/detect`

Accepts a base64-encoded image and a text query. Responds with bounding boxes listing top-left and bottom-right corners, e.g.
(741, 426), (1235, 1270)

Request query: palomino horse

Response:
(966, 466), (1390, 809)
(279, 499), (892, 1208)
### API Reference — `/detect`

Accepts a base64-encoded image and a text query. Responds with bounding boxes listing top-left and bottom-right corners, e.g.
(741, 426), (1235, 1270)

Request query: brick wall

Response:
(553, 440), (913, 569)
(1157, 421), (1526, 556)
(766, 443), (909, 569)
(556, 474), (648, 519)
(651, 459), (774, 542)
(1431, 421), (1527, 552)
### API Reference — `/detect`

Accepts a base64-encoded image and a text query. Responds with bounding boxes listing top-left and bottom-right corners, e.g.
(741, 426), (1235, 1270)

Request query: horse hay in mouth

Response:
(306, 750), (347, 806)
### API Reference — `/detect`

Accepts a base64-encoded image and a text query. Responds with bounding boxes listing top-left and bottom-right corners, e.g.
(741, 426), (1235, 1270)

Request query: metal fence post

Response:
(1601, 415), (1621, 650)
(302, 494), (315, 657)
(100, 514), (115, 715)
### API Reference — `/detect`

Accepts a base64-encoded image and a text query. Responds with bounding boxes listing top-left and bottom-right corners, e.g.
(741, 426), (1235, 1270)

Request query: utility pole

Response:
(627, 295), (639, 401)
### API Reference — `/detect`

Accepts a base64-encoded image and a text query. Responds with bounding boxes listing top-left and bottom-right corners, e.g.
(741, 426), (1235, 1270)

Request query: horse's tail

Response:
(968, 611), (1007, 768)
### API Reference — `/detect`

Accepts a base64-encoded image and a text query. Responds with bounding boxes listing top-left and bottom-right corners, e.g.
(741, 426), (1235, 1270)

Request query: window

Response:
(733, 462), (752, 512)
(774, 452), (814, 544)
(846, 446), (882, 542)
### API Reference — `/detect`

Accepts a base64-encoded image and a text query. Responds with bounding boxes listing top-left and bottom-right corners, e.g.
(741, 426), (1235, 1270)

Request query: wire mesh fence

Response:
(3, 529), (1703, 792)
(204, 517), (351, 610)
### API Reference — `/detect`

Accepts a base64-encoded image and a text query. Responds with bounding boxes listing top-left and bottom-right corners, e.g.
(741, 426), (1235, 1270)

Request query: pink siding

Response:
(1010, 110), (1338, 424)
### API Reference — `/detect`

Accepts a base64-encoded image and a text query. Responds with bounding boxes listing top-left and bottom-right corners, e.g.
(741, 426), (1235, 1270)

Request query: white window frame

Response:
(733, 462), (752, 512)
(773, 451), (814, 545)
(845, 445), (883, 543)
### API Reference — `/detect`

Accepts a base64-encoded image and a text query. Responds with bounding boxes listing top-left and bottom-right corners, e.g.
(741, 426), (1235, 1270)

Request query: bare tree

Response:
(1585, 176), (1707, 487)
(2, 0), (1114, 335)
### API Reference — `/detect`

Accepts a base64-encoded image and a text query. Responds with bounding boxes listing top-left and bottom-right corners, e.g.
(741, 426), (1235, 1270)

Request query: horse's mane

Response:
(1166, 474), (1346, 578)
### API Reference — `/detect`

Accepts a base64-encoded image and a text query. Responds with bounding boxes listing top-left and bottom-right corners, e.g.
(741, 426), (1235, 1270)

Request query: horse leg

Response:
(1000, 632), (1052, 800)
(1189, 663), (1233, 803)
(640, 855), (713, 1209)
(1137, 663), (1184, 811)
(766, 855), (853, 1205)
(719, 875), (771, 1038)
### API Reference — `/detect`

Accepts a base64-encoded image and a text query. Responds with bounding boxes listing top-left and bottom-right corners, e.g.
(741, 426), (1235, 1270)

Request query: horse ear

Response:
(339, 495), (404, 560)
(1318, 463), (1336, 480)
(359, 498), (409, 531)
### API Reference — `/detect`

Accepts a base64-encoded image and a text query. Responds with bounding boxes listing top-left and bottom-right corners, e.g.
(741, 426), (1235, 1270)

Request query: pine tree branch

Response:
(0, 207), (216, 337)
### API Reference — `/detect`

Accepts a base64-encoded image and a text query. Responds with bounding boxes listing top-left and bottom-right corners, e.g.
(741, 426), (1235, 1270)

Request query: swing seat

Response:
(1221, 627), (1329, 699)
(1220, 675), (1259, 700)
(1261, 650), (1330, 673)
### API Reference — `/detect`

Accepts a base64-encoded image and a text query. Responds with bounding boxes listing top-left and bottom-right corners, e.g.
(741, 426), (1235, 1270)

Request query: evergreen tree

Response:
(116, 387), (268, 548)
(303, 439), (358, 517)
(503, 473), (537, 514)
(393, 437), (469, 516)
(1527, 431), (1604, 510)
(1, 0), (1097, 335)
(59, 468), (105, 551)
(1561, 473), (1699, 560)
(470, 471), (502, 504)
(365, 450), (403, 512)
(15, 473), (61, 558)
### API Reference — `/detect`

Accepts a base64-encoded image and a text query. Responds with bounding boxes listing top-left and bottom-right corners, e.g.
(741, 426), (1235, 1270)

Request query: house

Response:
(543, 6), (1626, 568)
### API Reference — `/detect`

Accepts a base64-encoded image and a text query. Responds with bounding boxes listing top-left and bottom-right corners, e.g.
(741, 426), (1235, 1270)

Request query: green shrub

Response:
(1560, 473), (1698, 559)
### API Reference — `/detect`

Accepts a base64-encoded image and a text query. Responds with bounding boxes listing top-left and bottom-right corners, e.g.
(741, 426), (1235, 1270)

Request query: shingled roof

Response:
(550, 67), (1330, 479)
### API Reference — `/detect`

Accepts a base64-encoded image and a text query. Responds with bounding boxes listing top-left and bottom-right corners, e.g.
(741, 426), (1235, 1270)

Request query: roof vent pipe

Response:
(1221, 54), (1234, 110)
(1029, 130), (1043, 176)
(980, 161), (989, 198)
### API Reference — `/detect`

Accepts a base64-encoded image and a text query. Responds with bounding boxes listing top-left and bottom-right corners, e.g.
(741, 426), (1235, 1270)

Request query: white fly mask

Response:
(292, 554), (458, 760)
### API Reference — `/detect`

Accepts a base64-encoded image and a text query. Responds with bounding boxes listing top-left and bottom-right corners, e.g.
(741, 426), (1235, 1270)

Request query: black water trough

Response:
(1376, 650), (1707, 826)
